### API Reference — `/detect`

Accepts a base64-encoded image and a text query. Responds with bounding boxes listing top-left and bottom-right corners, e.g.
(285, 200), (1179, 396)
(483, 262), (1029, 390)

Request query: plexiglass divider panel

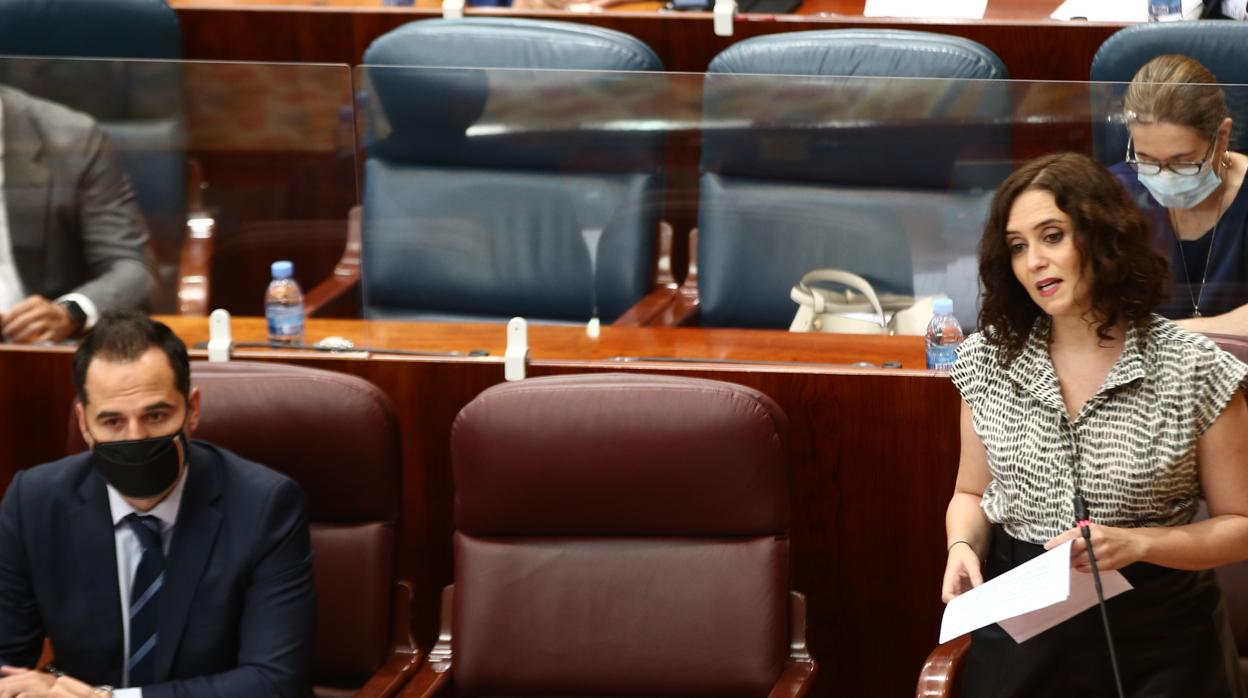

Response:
(8, 54), (1237, 364)
(0, 56), (358, 320)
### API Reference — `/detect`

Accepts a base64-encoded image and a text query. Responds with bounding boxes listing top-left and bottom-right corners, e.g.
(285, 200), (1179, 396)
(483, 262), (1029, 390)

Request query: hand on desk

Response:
(0, 296), (76, 344)
(46, 675), (98, 698)
(0, 665), (55, 697)
(0, 666), (101, 698)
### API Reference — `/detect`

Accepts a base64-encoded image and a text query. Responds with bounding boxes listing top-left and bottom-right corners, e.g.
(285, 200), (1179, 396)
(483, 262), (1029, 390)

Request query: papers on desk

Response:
(939, 540), (1134, 644)
(862, 0), (987, 20)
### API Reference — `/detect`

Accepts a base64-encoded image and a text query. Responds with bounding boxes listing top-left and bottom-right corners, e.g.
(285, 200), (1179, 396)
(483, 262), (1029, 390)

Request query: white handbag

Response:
(789, 269), (943, 336)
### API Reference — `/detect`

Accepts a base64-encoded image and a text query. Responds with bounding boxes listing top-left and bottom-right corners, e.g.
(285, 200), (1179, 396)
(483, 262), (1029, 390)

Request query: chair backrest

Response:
(1090, 21), (1248, 164)
(359, 18), (665, 323)
(0, 0), (186, 310)
(1209, 332), (1248, 365)
(1190, 497), (1248, 679)
(67, 361), (403, 697)
(450, 373), (791, 696)
(698, 30), (1008, 328)
(1216, 560), (1248, 679)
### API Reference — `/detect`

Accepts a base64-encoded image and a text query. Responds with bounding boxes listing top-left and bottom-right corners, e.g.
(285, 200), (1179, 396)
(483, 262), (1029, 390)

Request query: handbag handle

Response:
(791, 269), (887, 328)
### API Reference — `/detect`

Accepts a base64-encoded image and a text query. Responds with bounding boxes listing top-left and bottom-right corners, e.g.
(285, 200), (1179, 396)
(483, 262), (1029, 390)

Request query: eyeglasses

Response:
(1125, 133), (1217, 176)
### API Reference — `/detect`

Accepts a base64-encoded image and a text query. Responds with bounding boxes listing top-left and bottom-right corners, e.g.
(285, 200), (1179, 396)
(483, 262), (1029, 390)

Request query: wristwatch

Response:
(92, 686), (115, 697)
(57, 299), (87, 335)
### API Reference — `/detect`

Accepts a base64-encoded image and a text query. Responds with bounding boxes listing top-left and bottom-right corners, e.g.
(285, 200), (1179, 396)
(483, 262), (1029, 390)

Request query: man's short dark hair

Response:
(73, 311), (190, 406)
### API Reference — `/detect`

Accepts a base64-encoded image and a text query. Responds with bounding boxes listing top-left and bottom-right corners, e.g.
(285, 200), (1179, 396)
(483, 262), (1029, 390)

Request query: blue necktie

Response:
(124, 514), (164, 687)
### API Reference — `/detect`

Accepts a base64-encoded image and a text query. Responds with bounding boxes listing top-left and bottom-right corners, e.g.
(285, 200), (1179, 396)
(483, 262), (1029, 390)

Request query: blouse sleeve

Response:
(1192, 344), (1248, 436)
(950, 332), (988, 409)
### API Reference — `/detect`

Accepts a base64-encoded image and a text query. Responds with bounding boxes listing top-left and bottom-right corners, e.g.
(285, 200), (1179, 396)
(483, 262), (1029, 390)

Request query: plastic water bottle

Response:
(1148, 0), (1183, 21)
(925, 298), (963, 371)
(265, 260), (304, 345)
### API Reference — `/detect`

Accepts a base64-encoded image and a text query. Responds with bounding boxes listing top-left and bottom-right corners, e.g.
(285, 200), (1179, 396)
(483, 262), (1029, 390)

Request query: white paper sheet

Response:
(939, 540), (1134, 644)
(862, 0), (988, 20)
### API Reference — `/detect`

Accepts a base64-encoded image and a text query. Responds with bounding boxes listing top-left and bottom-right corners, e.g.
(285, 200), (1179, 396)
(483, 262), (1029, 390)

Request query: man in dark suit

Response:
(0, 312), (315, 697)
(0, 86), (154, 344)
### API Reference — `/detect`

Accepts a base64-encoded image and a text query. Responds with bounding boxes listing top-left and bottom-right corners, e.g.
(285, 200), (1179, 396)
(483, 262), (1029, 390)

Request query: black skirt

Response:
(962, 526), (1245, 698)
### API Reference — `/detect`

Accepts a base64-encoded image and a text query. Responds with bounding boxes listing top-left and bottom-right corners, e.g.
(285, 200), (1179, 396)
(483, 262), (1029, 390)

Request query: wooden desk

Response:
(169, 0), (1126, 79)
(160, 315), (928, 366)
(0, 318), (958, 698)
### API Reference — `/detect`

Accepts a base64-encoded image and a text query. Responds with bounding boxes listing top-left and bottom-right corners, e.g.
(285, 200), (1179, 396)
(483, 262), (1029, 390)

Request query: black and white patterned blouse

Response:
(951, 315), (1248, 544)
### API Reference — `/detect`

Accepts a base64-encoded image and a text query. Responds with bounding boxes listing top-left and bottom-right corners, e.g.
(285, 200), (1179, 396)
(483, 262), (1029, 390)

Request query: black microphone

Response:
(1074, 494), (1126, 698)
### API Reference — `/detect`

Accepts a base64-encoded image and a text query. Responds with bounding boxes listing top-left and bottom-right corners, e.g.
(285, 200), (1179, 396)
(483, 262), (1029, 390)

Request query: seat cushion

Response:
(453, 534), (788, 697)
(361, 164), (658, 323)
(696, 174), (995, 328)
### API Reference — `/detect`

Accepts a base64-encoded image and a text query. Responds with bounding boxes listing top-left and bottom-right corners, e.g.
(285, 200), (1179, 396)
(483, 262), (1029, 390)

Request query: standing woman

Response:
(942, 152), (1248, 696)
(1114, 54), (1248, 332)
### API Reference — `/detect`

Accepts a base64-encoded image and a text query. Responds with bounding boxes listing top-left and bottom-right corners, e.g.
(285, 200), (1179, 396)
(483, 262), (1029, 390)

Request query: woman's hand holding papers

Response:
(1044, 523), (1146, 573)
(941, 542), (985, 603)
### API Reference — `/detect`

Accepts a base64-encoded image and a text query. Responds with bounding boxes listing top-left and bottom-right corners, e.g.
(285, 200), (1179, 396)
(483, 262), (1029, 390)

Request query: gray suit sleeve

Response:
(69, 126), (156, 313)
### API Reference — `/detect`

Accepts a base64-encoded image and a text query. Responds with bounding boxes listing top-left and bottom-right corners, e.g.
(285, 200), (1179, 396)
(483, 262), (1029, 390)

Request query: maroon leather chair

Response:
(399, 373), (815, 698)
(68, 361), (420, 698)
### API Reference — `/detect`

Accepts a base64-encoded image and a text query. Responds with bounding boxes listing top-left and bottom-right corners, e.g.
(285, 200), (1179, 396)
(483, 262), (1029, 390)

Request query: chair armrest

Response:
(176, 157), (214, 316)
(915, 635), (971, 698)
(611, 284), (681, 327)
(396, 660), (452, 698)
(768, 590), (817, 698)
(399, 585), (454, 698)
(305, 206), (362, 316)
(612, 221), (678, 327)
(638, 226), (699, 326)
(769, 659), (817, 698)
(176, 214), (215, 316)
(187, 157), (207, 215)
(354, 649), (423, 698)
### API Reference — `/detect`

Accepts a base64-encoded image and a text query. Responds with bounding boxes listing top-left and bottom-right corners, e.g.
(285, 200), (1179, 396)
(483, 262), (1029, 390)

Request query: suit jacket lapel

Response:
(70, 467), (125, 686)
(152, 443), (223, 683)
(1, 88), (51, 294)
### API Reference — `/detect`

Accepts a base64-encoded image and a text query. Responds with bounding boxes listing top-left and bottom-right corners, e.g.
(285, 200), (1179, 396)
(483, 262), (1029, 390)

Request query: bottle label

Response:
(1148, 0), (1182, 19)
(926, 343), (959, 371)
(267, 304), (304, 339)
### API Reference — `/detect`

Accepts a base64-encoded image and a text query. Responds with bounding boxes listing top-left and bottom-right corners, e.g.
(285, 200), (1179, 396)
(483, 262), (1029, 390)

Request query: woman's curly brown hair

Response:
(978, 153), (1169, 364)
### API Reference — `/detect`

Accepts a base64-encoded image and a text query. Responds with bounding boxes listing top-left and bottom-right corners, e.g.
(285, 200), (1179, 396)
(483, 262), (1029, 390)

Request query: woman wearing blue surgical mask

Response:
(1112, 54), (1248, 332)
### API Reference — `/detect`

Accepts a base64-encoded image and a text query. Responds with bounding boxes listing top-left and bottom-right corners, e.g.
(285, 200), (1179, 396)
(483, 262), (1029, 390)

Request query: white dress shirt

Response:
(0, 99), (99, 329)
(106, 470), (187, 697)
(0, 99), (26, 311)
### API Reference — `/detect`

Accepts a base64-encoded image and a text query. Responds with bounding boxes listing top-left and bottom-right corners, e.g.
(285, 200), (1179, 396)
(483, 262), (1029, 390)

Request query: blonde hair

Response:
(1124, 54), (1228, 140)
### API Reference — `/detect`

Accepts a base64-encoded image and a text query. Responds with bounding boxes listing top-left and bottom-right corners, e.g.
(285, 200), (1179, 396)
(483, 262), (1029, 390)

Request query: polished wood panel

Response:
(0, 319), (957, 698)
(170, 0), (1125, 79)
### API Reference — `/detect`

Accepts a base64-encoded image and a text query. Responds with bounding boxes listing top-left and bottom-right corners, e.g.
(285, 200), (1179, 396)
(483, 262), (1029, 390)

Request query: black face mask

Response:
(89, 429), (188, 499)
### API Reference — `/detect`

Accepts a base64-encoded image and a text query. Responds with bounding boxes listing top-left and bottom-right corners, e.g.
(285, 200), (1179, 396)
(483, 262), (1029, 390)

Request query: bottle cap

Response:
(933, 297), (953, 315)
(271, 260), (293, 280)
